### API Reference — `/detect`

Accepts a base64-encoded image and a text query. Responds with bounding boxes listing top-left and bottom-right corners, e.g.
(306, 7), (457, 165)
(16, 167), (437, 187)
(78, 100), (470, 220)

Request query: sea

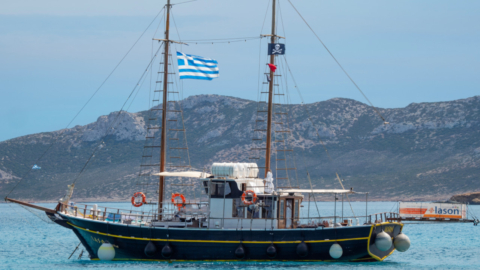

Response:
(1, 201), (480, 270)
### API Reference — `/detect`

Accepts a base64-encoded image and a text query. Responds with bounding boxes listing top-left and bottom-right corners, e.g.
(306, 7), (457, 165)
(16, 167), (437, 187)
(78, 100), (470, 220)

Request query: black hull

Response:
(60, 214), (403, 262)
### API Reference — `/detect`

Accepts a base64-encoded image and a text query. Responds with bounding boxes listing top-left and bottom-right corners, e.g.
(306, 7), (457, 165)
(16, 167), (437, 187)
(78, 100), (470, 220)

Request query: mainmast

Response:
(159, 0), (171, 216)
(265, 0), (276, 177)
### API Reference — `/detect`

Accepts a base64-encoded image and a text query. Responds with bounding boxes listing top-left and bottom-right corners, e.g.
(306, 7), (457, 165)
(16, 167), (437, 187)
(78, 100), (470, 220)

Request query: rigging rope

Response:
(169, 48), (192, 168)
(72, 44), (165, 185)
(171, 10), (183, 42)
(280, 55), (357, 218)
(6, 202), (72, 253)
(186, 38), (261, 45)
(171, 0), (197, 6)
(182, 36), (260, 42)
(250, 0), (272, 179)
(286, 0), (387, 123)
(306, 172), (322, 218)
(150, 7), (167, 110)
(18, 204), (55, 224)
(5, 7), (166, 199)
(260, 0), (272, 34)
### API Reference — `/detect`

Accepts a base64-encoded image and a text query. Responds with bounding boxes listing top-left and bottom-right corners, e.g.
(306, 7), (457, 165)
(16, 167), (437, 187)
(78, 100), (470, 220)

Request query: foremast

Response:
(265, 0), (277, 177)
(159, 0), (171, 216)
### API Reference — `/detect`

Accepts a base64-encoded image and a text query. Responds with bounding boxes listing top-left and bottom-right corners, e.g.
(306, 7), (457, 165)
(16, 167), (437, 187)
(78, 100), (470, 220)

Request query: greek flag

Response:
(176, 52), (219, 80)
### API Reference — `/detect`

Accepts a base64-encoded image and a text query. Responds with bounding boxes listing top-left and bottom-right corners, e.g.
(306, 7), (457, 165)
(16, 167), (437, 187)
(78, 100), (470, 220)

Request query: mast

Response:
(159, 0), (171, 216)
(265, 0), (276, 177)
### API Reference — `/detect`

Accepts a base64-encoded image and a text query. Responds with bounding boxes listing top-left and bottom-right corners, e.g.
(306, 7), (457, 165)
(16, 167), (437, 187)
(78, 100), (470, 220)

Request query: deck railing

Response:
(366, 212), (401, 224)
(60, 201), (208, 225)
(60, 202), (401, 230)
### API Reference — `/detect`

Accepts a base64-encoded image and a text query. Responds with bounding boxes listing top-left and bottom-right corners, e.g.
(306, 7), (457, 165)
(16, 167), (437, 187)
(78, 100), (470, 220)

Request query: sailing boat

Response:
(5, 0), (411, 262)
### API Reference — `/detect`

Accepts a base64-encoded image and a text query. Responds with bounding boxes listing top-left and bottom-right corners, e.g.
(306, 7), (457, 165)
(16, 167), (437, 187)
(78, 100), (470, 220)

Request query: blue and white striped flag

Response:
(176, 51), (219, 80)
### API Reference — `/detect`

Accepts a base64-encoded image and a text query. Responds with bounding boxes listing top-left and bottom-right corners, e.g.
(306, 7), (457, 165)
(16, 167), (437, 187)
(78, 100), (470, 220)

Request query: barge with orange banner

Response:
(387, 202), (478, 225)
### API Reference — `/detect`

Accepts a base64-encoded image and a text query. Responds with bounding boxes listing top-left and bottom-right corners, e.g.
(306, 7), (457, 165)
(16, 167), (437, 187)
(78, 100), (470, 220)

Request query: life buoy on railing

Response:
(171, 193), (186, 211)
(241, 190), (257, 205)
(131, 192), (146, 207)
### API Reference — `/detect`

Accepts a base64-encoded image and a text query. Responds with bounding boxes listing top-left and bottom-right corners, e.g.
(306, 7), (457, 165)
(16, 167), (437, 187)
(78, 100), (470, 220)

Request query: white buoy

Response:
(329, 243), (343, 259)
(98, 242), (115, 261)
(375, 231), (392, 252)
(394, 233), (411, 252)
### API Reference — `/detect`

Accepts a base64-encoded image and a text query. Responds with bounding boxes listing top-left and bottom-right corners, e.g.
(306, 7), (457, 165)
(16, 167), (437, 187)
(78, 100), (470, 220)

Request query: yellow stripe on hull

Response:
(68, 222), (369, 244)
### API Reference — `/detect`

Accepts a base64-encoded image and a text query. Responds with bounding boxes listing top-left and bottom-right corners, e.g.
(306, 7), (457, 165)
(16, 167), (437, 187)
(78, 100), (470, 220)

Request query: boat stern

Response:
(367, 222), (406, 261)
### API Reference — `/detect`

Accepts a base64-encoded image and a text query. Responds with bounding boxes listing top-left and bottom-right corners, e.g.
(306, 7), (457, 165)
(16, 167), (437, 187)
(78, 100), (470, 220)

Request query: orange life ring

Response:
(131, 192), (146, 207)
(241, 190), (257, 205)
(171, 193), (186, 211)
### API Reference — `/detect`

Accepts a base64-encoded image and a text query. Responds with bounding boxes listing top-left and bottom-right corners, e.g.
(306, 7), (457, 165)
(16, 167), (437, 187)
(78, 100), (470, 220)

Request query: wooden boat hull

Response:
(60, 214), (403, 262)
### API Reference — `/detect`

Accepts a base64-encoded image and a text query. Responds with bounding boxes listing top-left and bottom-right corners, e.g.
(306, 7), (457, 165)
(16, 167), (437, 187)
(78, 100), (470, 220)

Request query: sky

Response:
(0, 0), (479, 142)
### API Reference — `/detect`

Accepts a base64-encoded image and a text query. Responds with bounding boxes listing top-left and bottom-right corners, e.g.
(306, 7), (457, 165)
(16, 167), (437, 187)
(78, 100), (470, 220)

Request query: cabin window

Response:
(203, 181), (209, 194)
(224, 182), (232, 196)
(241, 183), (246, 192)
(232, 198), (244, 218)
(209, 182), (231, 197)
(279, 200), (285, 219)
(262, 197), (275, 218)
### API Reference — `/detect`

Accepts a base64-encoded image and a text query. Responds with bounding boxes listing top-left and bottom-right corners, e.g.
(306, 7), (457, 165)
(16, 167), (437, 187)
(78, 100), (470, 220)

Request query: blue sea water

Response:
(1, 201), (480, 270)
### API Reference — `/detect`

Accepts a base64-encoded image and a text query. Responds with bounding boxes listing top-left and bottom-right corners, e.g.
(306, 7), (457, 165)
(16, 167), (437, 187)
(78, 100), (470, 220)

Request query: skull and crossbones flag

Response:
(176, 52), (219, 80)
(268, 43), (285, 55)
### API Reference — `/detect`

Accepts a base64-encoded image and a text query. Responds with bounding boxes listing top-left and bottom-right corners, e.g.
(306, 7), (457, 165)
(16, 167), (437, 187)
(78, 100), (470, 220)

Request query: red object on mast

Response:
(268, 64), (277, 72)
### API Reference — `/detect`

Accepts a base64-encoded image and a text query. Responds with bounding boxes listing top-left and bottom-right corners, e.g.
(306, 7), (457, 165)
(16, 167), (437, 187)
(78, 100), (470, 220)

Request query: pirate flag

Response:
(268, 43), (285, 55)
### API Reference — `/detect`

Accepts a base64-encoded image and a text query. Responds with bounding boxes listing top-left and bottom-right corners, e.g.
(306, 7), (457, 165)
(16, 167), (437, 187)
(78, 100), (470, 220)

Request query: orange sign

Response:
(399, 202), (467, 219)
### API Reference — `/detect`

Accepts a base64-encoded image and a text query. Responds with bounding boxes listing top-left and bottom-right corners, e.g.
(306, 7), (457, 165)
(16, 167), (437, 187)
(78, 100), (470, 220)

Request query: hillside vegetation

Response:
(1, 95), (480, 202)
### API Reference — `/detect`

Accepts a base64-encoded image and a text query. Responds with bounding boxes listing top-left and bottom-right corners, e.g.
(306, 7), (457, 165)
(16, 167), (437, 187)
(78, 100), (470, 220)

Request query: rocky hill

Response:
(450, 192), (480, 205)
(1, 94), (480, 202)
